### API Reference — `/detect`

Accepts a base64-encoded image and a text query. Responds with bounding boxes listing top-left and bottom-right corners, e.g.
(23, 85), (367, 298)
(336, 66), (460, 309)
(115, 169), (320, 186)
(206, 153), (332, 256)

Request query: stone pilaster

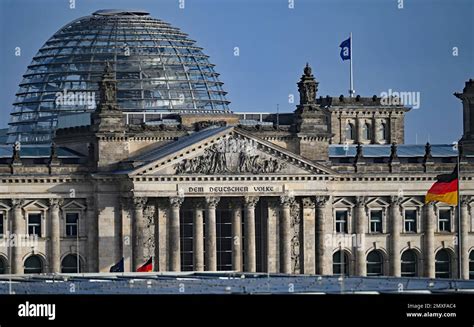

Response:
(460, 196), (470, 279)
(205, 196), (220, 271)
(155, 199), (168, 271)
(11, 199), (24, 274)
(120, 197), (132, 272)
(49, 199), (63, 273)
(279, 195), (294, 274)
(355, 196), (367, 276)
(424, 202), (436, 278)
(168, 197), (183, 272)
(192, 199), (205, 272)
(230, 199), (243, 272)
(316, 196), (331, 275)
(132, 197), (147, 271)
(301, 197), (316, 274)
(86, 197), (98, 272)
(244, 196), (259, 272)
(389, 196), (402, 277)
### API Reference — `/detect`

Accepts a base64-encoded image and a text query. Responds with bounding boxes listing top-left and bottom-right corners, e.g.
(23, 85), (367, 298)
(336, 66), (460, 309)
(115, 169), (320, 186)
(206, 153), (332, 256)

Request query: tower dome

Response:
(8, 9), (230, 143)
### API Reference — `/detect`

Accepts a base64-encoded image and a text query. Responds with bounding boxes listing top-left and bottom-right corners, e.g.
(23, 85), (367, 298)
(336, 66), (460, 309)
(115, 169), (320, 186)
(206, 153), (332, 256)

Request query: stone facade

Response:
(0, 66), (473, 280)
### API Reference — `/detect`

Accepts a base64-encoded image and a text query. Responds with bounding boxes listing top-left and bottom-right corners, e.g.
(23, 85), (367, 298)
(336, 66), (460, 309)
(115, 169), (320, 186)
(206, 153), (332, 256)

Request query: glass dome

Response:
(8, 9), (230, 144)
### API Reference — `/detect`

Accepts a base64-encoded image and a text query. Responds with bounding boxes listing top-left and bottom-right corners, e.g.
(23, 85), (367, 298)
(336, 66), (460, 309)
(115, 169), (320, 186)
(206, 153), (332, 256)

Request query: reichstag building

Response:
(0, 9), (473, 279)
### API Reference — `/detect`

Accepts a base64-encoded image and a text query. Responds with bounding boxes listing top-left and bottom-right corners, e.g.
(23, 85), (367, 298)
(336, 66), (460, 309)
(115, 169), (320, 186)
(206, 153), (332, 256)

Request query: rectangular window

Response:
(335, 210), (348, 233)
(369, 210), (383, 233)
(438, 209), (451, 232)
(28, 213), (42, 237)
(0, 213), (3, 236)
(65, 213), (79, 237)
(404, 210), (417, 233)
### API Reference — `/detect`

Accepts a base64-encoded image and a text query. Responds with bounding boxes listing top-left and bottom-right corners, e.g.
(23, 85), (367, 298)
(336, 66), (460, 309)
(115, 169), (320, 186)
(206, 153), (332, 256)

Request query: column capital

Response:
(190, 198), (206, 210)
(460, 195), (472, 207)
(133, 197), (148, 209)
(423, 201), (435, 210)
(120, 197), (131, 210)
(301, 197), (315, 209)
(355, 196), (367, 207)
(228, 198), (242, 209)
(205, 196), (220, 209)
(169, 196), (184, 209)
(390, 195), (403, 206)
(280, 194), (296, 207)
(49, 198), (63, 209)
(11, 199), (24, 209)
(244, 196), (259, 209)
(315, 195), (330, 207)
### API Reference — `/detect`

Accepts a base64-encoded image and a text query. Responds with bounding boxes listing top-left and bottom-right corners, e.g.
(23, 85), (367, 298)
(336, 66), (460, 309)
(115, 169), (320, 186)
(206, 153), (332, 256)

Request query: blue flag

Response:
(340, 37), (351, 60)
(110, 257), (124, 272)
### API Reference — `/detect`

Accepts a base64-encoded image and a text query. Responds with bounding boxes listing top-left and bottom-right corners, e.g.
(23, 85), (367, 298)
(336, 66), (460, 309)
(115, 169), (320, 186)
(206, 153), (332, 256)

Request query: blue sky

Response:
(0, 0), (472, 144)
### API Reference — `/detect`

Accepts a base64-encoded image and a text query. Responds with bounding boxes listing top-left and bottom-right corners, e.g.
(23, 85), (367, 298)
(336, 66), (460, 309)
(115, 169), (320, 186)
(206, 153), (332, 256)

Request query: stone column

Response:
(155, 199), (168, 271)
(279, 195), (294, 274)
(132, 197), (147, 271)
(169, 197), (183, 272)
(316, 196), (331, 275)
(424, 202), (436, 278)
(120, 197), (133, 272)
(11, 199), (24, 274)
(230, 199), (243, 272)
(86, 197), (98, 272)
(389, 196), (402, 277)
(192, 200), (205, 272)
(49, 199), (62, 273)
(301, 197), (316, 274)
(205, 197), (220, 271)
(355, 196), (367, 276)
(244, 196), (259, 272)
(460, 196), (470, 279)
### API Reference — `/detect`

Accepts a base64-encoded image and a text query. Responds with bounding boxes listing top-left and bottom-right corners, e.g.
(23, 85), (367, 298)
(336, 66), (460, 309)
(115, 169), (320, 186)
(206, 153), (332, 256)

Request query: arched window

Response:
(366, 250), (383, 276)
(363, 123), (371, 140)
(469, 251), (474, 280)
(61, 254), (81, 273)
(345, 123), (354, 140)
(435, 249), (451, 279)
(381, 122), (388, 141)
(333, 250), (349, 276)
(401, 250), (418, 277)
(0, 257), (6, 274)
(24, 255), (43, 274)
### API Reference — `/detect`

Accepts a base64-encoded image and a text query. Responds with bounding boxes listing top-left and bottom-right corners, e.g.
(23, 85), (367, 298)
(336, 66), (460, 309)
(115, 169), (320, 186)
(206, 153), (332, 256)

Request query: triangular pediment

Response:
(128, 126), (336, 177)
(401, 197), (424, 207)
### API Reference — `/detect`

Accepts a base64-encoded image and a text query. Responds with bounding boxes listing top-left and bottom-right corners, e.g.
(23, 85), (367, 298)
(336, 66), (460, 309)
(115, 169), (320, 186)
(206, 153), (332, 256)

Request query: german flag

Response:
(425, 165), (458, 205)
(137, 257), (152, 272)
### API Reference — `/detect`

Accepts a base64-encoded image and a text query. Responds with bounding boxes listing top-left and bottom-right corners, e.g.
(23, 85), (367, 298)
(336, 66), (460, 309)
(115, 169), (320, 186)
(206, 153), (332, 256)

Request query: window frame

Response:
(64, 211), (80, 237)
(27, 212), (43, 237)
(369, 209), (383, 234)
(366, 250), (384, 277)
(401, 250), (418, 277)
(437, 208), (452, 233)
(335, 209), (349, 234)
(403, 208), (418, 233)
(435, 249), (451, 279)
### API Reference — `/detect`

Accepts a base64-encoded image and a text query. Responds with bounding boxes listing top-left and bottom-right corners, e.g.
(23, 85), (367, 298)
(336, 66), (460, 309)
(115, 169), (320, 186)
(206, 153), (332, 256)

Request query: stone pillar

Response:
(49, 199), (62, 273)
(460, 196), (470, 279)
(86, 197), (98, 272)
(169, 197), (183, 272)
(389, 196), (402, 277)
(316, 196), (331, 275)
(279, 195), (294, 274)
(192, 200), (205, 272)
(355, 196), (367, 276)
(11, 199), (24, 274)
(120, 197), (133, 272)
(205, 197), (220, 271)
(230, 199), (243, 272)
(301, 197), (316, 274)
(244, 196), (259, 272)
(132, 197), (147, 271)
(155, 199), (168, 271)
(424, 202), (436, 278)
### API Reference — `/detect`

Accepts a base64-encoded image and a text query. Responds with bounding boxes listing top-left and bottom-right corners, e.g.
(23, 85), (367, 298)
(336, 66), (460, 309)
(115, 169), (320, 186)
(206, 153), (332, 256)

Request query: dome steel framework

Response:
(8, 9), (230, 143)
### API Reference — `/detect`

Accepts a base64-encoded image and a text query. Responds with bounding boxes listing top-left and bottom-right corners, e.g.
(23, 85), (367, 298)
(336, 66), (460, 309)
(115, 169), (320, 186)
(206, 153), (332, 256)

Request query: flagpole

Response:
(456, 147), (462, 279)
(349, 32), (354, 98)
